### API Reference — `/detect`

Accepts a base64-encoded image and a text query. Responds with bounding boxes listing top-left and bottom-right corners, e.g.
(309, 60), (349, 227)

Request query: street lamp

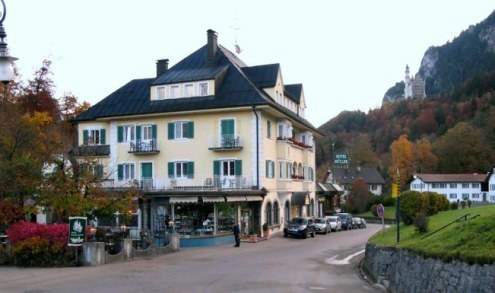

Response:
(0, 0), (17, 84)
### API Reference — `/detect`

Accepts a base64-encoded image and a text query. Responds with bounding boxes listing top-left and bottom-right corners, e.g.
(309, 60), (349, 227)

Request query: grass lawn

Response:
(368, 205), (495, 264)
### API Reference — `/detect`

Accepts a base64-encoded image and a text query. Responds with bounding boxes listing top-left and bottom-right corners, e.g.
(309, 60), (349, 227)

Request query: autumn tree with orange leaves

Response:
(389, 135), (414, 188)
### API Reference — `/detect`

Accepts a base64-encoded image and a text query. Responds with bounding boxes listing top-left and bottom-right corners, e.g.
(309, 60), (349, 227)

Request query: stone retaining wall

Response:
(363, 243), (495, 292)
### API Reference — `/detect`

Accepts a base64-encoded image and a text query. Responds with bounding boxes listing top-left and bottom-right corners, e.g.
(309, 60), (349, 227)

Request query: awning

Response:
(245, 196), (263, 202)
(201, 196), (225, 203)
(169, 196), (198, 204)
(291, 192), (309, 205)
(225, 196), (248, 202)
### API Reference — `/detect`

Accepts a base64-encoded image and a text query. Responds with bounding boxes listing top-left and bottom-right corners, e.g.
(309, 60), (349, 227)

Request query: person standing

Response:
(233, 224), (240, 247)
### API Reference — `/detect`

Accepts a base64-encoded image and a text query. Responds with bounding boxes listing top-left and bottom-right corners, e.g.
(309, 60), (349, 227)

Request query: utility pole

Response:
(396, 168), (401, 243)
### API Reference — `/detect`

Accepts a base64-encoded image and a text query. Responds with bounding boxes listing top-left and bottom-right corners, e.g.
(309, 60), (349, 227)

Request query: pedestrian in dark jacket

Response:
(233, 224), (240, 247)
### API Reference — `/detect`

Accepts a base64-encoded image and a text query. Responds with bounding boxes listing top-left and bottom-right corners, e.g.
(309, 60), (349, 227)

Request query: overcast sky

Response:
(5, 1), (495, 127)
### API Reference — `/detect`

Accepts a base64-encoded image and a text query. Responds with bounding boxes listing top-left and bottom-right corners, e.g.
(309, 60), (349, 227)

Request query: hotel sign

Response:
(334, 153), (349, 165)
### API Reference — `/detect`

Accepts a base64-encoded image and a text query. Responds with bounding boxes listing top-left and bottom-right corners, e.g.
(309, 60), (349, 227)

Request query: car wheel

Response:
(302, 231), (307, 239)
(311, 231), (315, 237)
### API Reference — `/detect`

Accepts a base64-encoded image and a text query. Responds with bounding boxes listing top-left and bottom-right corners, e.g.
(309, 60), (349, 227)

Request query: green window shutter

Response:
(168, 123), (174, 139)
(117, 126), (123, 143)
(213, 160), (220, 176)
(187, 162), (194, 179)
(265, 160), (269, 178)
(152, 124), (157, 139)
(100, 129), (106, 144)
(117, 164), (124, 181)
(235, 160), (242, 176)
(83, 130), (89, 145)
(187, 122), (194, 139)
(136, 126), (142, 141)
(96, 165), (104, 180)
(168, 162), (175, 178)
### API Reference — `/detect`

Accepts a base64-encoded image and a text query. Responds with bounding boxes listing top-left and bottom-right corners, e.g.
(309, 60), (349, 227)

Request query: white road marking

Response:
(325, 249), (365, 265)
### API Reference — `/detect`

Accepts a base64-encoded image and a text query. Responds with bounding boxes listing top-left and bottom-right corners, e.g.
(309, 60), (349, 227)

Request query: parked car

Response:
(356, 217), (367, 229)
(327, 216), (342, 232)
(351, 217), (359, 229)
(335, 213), (353, 230)
(314, 217), (331, 234)
(284, 217), (316, 238)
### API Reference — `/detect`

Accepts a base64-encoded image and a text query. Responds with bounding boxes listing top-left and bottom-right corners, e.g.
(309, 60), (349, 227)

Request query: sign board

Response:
(68, 217), (87, 246)
(333, 153), (349, 165)
(376, 204), (385, 218)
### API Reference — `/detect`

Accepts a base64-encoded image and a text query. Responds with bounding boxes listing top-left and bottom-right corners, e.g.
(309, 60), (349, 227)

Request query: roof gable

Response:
(415, 174), (489, 183)
(331, 167), (385, 185)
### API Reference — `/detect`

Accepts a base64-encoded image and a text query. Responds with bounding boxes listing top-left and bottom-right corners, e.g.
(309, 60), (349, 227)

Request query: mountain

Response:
(383, 9), (495, 104)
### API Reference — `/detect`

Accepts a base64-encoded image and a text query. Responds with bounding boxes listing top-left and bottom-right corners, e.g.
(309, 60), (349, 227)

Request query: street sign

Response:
(68, 217), (87, 246)
(392, 183), (399, 198)
(376, 204), (385, 218)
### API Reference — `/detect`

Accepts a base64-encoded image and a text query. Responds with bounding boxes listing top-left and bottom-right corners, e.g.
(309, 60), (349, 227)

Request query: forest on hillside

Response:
(315, 70), (495, 185)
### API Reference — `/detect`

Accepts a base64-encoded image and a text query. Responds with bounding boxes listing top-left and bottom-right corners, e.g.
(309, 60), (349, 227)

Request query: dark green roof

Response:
(74, 41), (317, 132)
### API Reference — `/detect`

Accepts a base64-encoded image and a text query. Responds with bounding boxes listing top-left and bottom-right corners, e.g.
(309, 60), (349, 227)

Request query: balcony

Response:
(277, 137), (313, 151)
(107, 175), (254, 191)
(129, 139), (159, 155)
(209, 135), (244, 151)
(71, 145), (110, 157)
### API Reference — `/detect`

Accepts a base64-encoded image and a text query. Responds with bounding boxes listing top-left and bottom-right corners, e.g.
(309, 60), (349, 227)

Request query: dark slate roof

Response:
(242, 64), (280, 88)
(74, 41), (318, 133)
(414, 174), (489, 183)
(331, 167), (386, 185)
(285, 84), (302, 103)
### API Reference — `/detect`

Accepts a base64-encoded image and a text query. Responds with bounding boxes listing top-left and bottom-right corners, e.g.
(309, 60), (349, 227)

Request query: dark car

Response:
(335, 213), (353, 230)
(283, 217), (316, 238)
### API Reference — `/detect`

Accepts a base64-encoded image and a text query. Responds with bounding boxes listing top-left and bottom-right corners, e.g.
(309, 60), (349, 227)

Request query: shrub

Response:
(0, 245), (11, 265)
(450, 202), (458, 210)
(6, 221), (88, 267)
(424, 192), (438, 216)
(467, 199), (472, 208)
(437, 195), (450, 211)
(460, 200), (466, 209)
(370, 204), (378, 217)
(413, 212), (429, 233)
(372, 194), (395, 207)
(399, 190), (428, 225)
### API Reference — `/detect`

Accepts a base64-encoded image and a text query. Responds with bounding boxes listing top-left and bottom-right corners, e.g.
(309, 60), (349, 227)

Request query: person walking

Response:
(233, 224), (240, 247)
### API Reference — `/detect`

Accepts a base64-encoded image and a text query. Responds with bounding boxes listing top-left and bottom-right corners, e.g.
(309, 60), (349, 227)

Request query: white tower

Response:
(404, 65), (412, 99)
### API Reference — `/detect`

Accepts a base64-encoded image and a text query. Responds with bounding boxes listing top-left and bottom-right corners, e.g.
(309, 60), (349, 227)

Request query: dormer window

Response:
(170, 85), (180, 98)
(199, 82), (208, 96)
(157, 86), (166, 99)
(184, 84), (194, 97)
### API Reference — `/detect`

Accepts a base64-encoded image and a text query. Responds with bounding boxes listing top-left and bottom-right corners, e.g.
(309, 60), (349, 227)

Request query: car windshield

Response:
(337, 214), (347, 220)
(290, 218), (307, 225)
(314, 219), (325, 223)
(329, 218), (336, 222)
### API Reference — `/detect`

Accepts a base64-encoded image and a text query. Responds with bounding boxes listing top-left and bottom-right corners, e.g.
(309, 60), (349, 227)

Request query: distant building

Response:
(409, 173), (490, 202)
(326, 166), (385, 196)
(404, 65), (425, 99)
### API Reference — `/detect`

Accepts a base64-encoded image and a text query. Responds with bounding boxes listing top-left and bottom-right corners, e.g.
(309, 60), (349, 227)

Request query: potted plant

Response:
(249, 228), (258, 243)
(262, 223), (270, 239)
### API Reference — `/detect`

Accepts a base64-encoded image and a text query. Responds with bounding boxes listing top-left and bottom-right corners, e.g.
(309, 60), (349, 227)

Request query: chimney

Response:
(156, 59), (169, 77)
(207, 29), (218, 61)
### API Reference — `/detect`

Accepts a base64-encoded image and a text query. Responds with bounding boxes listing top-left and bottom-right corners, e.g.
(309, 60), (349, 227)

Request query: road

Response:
(0, 224), (384, 293)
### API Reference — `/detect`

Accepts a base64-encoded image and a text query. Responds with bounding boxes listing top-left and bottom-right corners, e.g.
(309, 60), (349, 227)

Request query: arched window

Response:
(265, 202), (273, 226)
(273, 201), (280, 225)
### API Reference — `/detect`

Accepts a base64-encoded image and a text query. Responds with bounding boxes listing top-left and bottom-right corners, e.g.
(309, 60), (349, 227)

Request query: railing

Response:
(209, 135), (244, 150)
(72, 145), (110, 156)
(421, 213), (480, 239)
(106, 175), (254, 191)
(129, 139), (159, 154)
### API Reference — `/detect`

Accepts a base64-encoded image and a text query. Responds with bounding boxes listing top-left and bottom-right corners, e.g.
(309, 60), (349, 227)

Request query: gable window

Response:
(157, 86), (166, 99)
(184, 84), (194, 97)
(83, 129), (106, 145)
(199, 82), (208, 96)
(168, 161), (194, 179)
(168, 121), (194, 140)
(118, 125), (135, 143)
(117, 163), (135, 181)
(170, 85), (180, 98)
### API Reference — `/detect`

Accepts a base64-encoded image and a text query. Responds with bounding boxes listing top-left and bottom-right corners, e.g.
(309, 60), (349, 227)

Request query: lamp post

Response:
(0, 0), (17, 84)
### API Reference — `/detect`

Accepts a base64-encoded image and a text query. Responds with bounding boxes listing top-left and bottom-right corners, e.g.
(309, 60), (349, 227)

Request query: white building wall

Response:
(410, 178), (485, 203)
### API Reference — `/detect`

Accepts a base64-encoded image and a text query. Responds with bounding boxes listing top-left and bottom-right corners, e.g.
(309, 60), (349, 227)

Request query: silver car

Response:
(314, 217), (331, 234)
(327, 216), (342, 232)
